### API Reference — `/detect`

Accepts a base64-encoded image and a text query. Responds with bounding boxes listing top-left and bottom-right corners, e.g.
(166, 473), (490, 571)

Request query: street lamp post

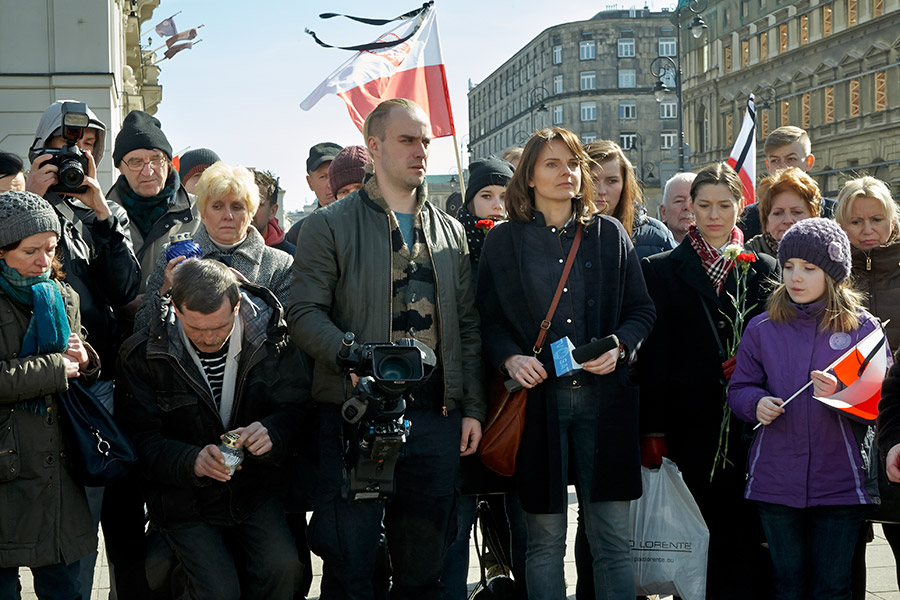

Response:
(627, 132), (646, 181)
(529, 85), (550, 134)
(650, 0), (708, 173)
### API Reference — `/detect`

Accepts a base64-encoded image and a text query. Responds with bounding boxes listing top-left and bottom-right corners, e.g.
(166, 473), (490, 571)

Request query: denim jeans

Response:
(0, 561), (80, 600)
(524, 386), (634, 600)
(757, 501), (866, 599)
(308, 408), (461, 600)
(159, 498), (301, 600)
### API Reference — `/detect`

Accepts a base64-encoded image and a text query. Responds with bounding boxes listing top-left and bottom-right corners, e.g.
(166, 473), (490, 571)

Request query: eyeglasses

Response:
(123, 156), (166, 172)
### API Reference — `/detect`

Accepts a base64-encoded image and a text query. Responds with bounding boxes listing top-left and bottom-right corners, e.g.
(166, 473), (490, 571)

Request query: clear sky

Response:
(153, 0), (674, 211)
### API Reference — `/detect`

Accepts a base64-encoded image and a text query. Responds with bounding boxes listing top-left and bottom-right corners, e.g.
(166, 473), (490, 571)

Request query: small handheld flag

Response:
(727, 95), (757, 206)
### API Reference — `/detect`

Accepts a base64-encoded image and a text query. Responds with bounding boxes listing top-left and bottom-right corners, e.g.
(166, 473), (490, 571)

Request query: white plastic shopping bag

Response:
(630, 457), (710, 600)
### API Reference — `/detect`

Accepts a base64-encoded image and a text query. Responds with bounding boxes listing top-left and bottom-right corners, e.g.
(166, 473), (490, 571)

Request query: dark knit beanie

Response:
(328, 145), (369, 195)
(777, 217), (852, 284)
(178, 148), (221, 182)
(0, 151), (24, 178)
(0, 190), (61, 248)
(465, 158), (514, 206)
(113, 110), (173, 167)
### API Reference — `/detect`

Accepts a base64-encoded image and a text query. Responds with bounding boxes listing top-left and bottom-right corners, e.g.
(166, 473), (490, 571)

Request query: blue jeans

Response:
(308, 408), (461, 600)
(757, 502), (866, 599)
(524, 386), (634, 600)
(0, 561), (80, 600)
(159, 498), (300, 600)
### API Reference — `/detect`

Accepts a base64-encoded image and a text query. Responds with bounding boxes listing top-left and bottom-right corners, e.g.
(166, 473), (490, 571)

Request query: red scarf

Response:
(264, 217), (286, 246)
(686, 223), (744, 295)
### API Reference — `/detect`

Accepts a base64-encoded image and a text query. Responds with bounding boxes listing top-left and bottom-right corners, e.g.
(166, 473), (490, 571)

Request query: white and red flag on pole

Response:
(154, 16), (178, 38)
(814, 325), (889, 423)
(727, 95), (757, 206)
(300, 2), (455, 138)
(165, 28), (199, 49)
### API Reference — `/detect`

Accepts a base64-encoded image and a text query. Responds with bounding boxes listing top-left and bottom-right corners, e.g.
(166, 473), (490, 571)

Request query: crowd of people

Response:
(1, 96), (900, 600)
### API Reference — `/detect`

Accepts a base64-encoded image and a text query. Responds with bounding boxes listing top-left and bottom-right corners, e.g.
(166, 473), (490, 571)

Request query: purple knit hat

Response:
(777, 217), (852, 283)
(328, 145), (370, 195)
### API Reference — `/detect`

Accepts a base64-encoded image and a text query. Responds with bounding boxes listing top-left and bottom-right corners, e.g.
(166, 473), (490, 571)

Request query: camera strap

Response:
(532, 223), (584, 356)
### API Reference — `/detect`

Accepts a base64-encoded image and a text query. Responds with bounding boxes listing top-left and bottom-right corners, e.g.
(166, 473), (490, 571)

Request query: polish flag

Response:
(814, 325), (889, 423)
(727, 95), (757, 206)
(300, 5), (455, 138)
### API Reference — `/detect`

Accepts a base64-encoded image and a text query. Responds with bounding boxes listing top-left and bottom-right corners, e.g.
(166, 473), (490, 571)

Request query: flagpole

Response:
(141, 11), (182, 38)
(156, 39), (203, 62)
(452, 133), (466, 198)
(752, 322), (889, 430)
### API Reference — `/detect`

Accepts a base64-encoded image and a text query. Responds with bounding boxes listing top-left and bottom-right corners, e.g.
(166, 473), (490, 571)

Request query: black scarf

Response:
(115, 170), (180, 237)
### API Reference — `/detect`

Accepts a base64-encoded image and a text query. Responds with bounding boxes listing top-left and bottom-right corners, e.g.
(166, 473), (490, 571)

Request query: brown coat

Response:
(851, 239), (900, 353)
(0, 281), (98, 568)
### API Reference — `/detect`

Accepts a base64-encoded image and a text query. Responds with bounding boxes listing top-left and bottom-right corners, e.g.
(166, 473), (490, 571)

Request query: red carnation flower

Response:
(476, 219), (495, 234)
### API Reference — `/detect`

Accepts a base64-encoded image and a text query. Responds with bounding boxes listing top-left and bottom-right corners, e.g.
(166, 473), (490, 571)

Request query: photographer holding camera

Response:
(288, 98), (486, 599)
(26, 100), (142, 600)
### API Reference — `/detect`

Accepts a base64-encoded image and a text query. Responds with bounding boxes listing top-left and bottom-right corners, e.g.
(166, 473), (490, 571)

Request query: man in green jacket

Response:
(287, 98), (485, 599)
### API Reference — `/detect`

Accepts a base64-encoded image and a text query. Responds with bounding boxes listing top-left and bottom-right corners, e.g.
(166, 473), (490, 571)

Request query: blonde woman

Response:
(134, 162), (293, 331)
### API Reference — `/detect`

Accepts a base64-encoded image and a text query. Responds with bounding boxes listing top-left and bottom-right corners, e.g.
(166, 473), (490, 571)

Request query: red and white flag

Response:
(727, 95), (757, 206)
(301, 4), (455, 138)
(814, 325), (889, 423)
(166, 28), (198, 49)
(163, 42), (194, 60)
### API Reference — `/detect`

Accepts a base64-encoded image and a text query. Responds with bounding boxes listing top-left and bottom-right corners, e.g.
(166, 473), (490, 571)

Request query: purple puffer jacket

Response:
(728, 303), (889, 508)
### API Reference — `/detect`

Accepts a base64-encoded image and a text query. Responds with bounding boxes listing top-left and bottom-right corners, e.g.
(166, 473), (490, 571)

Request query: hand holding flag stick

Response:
(753, 321), (889, 430)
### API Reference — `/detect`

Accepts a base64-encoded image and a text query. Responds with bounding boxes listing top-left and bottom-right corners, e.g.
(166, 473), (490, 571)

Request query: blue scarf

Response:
(0, 260), (70, 358)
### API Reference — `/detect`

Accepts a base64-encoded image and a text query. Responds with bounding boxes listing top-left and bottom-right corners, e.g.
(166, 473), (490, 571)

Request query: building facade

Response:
(681, 0), (900, 196)
(0, 0), (163, 189)
(467, 8), (687, 209)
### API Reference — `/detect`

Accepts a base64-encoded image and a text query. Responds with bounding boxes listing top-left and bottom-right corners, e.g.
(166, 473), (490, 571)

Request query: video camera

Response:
(336, 331), (436, 502)
(28, 102), (91, 195)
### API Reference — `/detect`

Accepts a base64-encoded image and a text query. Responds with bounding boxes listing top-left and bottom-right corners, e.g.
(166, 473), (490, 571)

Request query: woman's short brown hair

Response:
(583, 140), (642, 237)
(690, 162), (744, 207)
(756, 167), (822, 227)
(505, 128), (595, 225)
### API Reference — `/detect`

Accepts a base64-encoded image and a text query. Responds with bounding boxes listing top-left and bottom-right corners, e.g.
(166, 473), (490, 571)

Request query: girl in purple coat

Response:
(728, 218), (888, 599)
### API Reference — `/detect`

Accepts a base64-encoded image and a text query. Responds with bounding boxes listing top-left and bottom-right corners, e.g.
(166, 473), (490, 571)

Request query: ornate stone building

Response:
(0, 0), (164, 189)
(467, 8), (686, 208)
(681, 0), (900, 196)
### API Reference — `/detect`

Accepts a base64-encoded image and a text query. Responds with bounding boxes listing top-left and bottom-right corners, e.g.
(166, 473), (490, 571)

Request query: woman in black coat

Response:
(476, 128), (655, 599)
(639, 163), (778, 599)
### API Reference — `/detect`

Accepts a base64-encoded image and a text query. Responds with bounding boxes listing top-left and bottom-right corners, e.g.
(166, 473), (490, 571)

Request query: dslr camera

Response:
(336, 331), (436, 502)
(28, 102), (91, 194)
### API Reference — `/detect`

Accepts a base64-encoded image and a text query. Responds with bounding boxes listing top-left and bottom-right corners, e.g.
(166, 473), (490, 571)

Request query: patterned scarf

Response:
(762, 231), (779, 256)
(114, 170), (180, 237)
(686, 223), (744, 295)
(455, 203), (493, 265)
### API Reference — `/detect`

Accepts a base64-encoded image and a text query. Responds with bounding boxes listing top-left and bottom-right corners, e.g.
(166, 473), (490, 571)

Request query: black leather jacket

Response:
(116, 283), (311, 526)
(46, 192), (141, 376)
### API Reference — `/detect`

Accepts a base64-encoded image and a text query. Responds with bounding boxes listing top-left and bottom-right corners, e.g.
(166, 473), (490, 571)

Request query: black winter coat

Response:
(639, 242), (777, 493)
(46, 192), (141, 376)
(477, 214), (655, 514)
(116, 284), (311, 527)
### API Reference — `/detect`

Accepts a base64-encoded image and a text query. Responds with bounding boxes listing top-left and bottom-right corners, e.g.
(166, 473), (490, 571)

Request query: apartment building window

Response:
(580, 71), (597, 90)
(781, 99), (790, 125)
(619, 101), (636, 119)
(779, 24), (788, 52)
(875, 71), (887, 111)
(824, 86), (835, 123)
(661, 132), (677, 150)
(761, 111), (770, 137)
(581, 102), (597, 121)
(724, 113), (734, 146)
(801, 92), (810, 128)
(849, 78), (860, 117)
(553, 105), (564, 125)
(618, 69), (636, 88)
(660, 101), (677, 119)
(552, 45), (562, 64)
(848, 0), (857, 26)
(618, 38), (635, 57)
(800, 14), (809, 45)
(660, 66), (676, 88)
(581, 133), (598, 144)
(823, 5), (832, 35)
(580, 40), (596, 60)
(724, 46), (732, 74)
(553, 75), (563, 94)
(759, 31), (768, 61)
(659, 37), (676, 57)
(619, 133), (637, 150)
(741, 40), (749, 68)
(874, 0), (884, 17)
